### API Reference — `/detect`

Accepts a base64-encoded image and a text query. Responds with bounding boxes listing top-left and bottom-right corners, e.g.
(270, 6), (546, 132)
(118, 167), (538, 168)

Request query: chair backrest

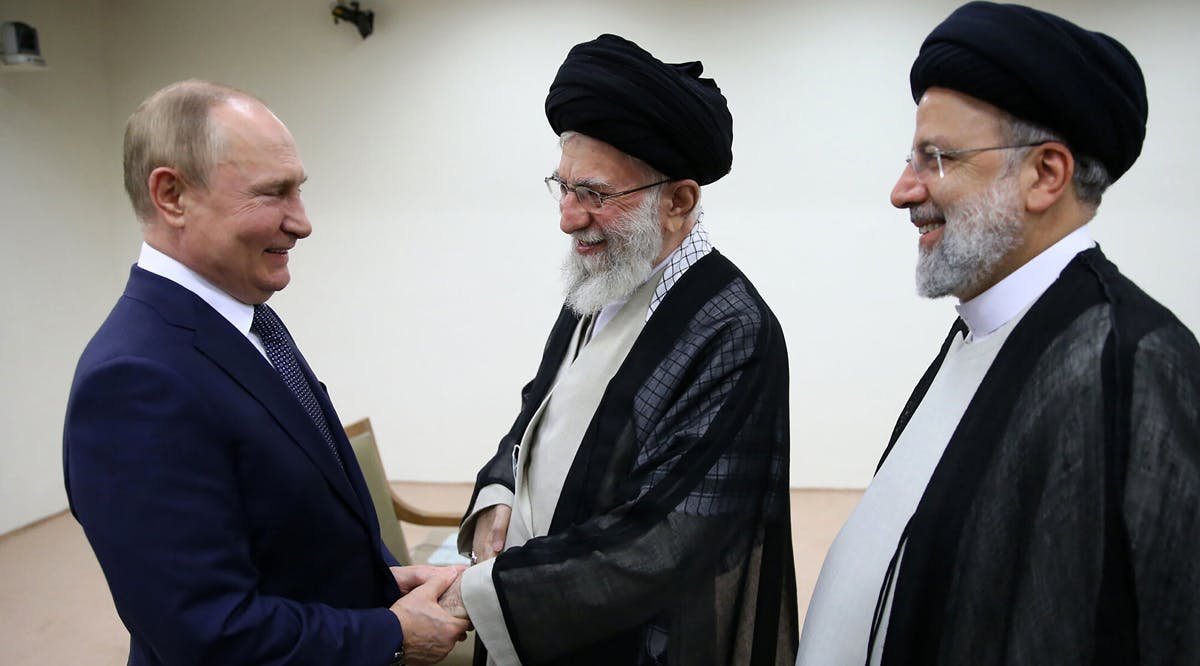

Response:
(344, 418), (412, 565)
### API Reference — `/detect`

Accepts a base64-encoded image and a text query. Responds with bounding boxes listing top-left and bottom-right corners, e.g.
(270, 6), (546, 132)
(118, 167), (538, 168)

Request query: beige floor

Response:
(0, 483), (859, 665)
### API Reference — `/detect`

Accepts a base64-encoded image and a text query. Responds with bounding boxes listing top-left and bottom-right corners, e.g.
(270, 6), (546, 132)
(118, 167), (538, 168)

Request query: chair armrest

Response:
(388, 485), (461, 526)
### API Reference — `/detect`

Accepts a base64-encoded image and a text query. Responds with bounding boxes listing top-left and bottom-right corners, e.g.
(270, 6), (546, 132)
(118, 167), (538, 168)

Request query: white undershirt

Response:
(136, 242), (269, 360)
(796, 226), (1095, 666)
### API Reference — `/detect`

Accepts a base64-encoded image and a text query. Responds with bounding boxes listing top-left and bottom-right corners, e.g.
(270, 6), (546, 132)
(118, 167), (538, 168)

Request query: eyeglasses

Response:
(905, 141), (1049, 180)
(544, 175), (671, 210)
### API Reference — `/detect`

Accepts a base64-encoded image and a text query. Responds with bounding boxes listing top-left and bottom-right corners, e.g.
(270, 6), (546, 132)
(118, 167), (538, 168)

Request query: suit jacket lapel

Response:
(125, 267), (368, 526)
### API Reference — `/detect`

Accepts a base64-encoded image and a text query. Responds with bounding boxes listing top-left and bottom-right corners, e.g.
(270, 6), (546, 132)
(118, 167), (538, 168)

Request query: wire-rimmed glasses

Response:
(905, 141), (1049, 180)
(544, 175), (671, 209)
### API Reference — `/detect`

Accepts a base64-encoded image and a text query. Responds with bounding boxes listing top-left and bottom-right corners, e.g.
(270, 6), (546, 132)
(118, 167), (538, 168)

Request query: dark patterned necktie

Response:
(251, 304), (344, 470)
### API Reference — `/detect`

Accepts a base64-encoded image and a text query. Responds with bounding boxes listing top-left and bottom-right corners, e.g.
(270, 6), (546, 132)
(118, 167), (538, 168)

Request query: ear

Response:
(1025, 142), (1074, 214)
(662, 179), (700, 234)
(147, 167), (189, 227)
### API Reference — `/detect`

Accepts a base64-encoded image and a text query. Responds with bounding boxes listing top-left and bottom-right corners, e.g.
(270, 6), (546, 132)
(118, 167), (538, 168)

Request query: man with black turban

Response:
(800, 3), (1200, 665)
(438, 33), (798, 665)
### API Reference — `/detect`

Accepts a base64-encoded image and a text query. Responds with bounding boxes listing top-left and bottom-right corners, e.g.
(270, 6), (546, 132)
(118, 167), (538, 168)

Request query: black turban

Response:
(910, 1), (1148, 181)
(545, 34), (733, 186)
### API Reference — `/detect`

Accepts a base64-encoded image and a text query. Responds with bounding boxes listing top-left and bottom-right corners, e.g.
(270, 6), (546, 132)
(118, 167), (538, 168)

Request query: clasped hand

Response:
(388, 565), (470, 665)
(432, 504), (513, 624)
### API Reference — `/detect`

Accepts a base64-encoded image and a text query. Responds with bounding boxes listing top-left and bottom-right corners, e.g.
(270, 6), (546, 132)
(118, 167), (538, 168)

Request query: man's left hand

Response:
(391, 565), (467, 595)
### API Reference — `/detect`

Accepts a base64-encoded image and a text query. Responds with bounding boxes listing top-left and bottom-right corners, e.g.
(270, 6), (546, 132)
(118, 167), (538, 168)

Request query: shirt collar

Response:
(137, 242), (256, 336)
(649, 220), (713, 320)
(955, 225), (1095, 340)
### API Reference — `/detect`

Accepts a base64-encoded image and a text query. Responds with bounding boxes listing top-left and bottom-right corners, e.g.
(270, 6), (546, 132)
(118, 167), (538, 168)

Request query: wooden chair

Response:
(344, 418), (476, 663)
(343, 417), (460, 565)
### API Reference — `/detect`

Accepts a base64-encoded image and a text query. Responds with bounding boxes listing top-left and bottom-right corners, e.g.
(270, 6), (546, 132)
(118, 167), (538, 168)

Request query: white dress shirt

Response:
(136, 242), (270, 360)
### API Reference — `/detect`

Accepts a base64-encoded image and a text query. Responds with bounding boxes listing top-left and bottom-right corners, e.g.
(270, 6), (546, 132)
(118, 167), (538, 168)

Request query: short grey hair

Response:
(999, 114), (1111, 208)
(122, 79), (258, 222)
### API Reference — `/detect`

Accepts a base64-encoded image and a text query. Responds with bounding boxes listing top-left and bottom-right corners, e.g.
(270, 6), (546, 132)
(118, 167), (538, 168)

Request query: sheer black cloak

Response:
(876, 247), (1200, 665)
(467, 251), (797, 665)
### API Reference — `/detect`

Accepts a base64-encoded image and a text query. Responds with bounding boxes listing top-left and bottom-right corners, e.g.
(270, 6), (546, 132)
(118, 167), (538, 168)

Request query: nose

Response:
(890, 163), (929, 210)
(283, 194), (312, 239)
(558, 196), (591, 235)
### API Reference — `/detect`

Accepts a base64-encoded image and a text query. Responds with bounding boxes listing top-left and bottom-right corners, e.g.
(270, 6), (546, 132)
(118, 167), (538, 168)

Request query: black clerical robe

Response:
(467, 251), (797, 665)
(876, 247), (1200, 665)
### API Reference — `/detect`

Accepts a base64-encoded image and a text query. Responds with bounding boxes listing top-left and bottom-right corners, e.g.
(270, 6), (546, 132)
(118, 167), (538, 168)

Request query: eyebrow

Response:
(572, 176), (613, 191)
(916, 136), (956, 152)
(915, 138), (939, 152)
(256, 174), (308, 192)
(550, 170), (615, 191)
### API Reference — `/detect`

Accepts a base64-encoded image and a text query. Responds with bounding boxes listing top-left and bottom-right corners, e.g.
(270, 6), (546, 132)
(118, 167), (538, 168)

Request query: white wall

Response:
(4, 0), (1198, 531)
(0, 0), (120, 535)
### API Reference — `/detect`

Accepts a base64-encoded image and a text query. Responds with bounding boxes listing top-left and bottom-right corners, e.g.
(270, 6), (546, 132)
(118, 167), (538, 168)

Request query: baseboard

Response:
(0, 508), (70, 542)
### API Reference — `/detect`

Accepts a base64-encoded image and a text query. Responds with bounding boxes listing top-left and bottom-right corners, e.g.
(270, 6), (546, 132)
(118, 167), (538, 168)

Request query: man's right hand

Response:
(390, 569), (470, 665)
(471, 504), (511, 564)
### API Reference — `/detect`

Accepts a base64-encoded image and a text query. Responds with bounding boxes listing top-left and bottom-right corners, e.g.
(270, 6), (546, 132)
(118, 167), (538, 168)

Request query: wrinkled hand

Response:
(391, 565), (466, 595)
(438, 572), (470, 622)
(390, 569), (470, 665)
(472, 504), (511, 565)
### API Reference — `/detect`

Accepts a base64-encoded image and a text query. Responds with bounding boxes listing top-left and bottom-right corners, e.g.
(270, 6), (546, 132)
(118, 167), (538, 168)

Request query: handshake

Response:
(387, 504), (511, 664)
(385, 564), (468, 665)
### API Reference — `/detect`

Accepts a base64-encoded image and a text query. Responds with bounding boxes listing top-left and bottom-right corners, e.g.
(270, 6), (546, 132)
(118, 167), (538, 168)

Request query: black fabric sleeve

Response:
(1123, 324), (1200, 663)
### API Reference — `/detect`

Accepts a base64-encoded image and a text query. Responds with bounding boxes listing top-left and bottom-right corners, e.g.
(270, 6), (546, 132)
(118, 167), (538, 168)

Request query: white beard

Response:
(914, 174), (1024, 299)
(561, 193), (664, 316)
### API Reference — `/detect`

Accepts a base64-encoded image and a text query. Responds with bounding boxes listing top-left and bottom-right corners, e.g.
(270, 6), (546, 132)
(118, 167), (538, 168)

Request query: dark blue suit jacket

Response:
(64, 266), (404, 665)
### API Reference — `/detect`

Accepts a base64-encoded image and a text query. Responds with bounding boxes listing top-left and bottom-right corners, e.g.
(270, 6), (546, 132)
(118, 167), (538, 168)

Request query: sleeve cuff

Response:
(461, 558), (520, 666)
(457, 484), (514, 556)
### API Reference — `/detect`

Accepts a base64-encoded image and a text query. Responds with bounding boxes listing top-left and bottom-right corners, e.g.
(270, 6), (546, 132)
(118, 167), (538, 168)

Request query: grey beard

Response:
(915, 175), (1024, 299)
(561, 193), (664, 316)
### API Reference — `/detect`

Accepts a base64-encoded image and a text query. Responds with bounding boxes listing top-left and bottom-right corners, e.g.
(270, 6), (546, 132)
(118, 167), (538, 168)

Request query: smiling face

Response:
(891, 87), (1032, 301)
(555, 134), (668, 314)
(555, 134), (667, 265)
(911, 169), (1026, 299)
(175, 99), (311, 304)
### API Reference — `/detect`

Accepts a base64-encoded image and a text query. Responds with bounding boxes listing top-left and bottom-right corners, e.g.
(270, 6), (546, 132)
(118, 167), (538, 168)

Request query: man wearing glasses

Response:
(440, 34), (797, 665)
(799, 3), (1200, 665)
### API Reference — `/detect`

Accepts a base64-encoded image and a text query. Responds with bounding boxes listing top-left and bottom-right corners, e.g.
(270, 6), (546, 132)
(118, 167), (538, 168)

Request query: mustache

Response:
(572, 230), (606, 244)
(909, 202), (944, 224)
(569, 210), (643, 246)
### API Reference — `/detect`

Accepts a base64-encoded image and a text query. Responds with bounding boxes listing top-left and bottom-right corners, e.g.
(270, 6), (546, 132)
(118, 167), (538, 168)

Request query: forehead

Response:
(557, 134), (644, 186)
(912, 87), (1006, 147)
(211, 100), (305, 178)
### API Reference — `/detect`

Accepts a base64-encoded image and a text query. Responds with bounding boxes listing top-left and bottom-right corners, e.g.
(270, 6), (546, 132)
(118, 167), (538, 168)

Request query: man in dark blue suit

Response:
(63, 80), (469, 665)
